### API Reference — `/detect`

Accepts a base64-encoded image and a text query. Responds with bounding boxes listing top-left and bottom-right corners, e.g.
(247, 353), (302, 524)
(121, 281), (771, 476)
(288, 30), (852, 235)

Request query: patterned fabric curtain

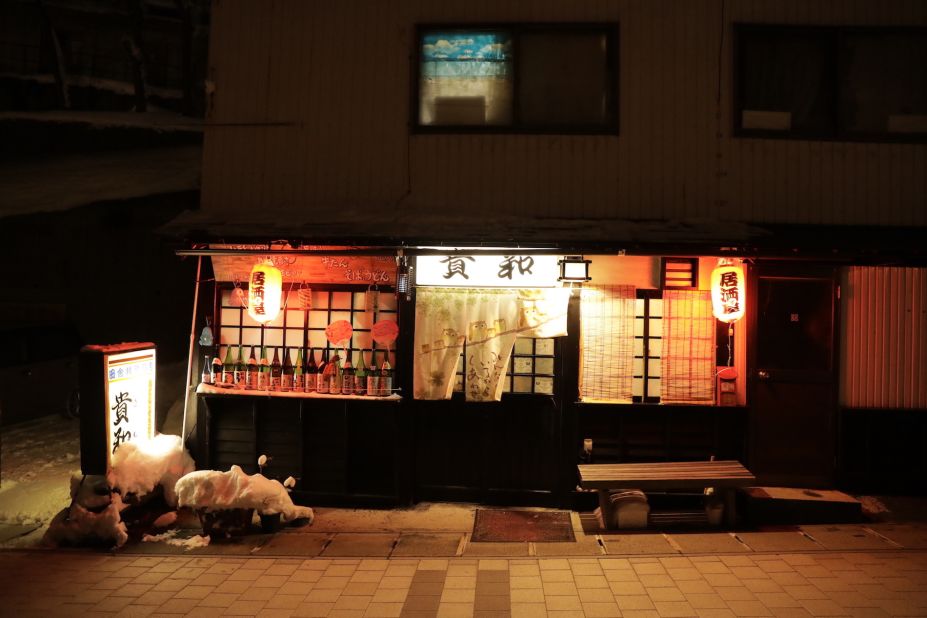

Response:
(661, 289), (715, 404)
(414, 288), (570, 402)
(579, 285), (636, 402)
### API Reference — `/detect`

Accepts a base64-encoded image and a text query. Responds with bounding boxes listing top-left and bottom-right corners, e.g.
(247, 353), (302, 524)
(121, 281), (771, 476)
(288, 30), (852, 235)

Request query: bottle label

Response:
(282, 374), (293, 390)
(342, 376), (354, 396)
(381, 376), (392, 396)
(317, 374), (327, 392)
(271, 376), (281, 390)
(247, 371), (257, 389)
(329, 375), (341, 394)
(367, 376), (378, 397)
(224, 371), (234, 385)
(354, 380), (366, 396)
(202, 371), (212, 385)
(304, 376), (315, 393)
(293, 374), (303, 390)
(234, 370), (245, 387)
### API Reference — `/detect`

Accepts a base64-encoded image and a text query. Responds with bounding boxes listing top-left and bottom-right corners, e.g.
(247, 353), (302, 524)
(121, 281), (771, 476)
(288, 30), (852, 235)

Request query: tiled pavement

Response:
(1, 549), (925, 617)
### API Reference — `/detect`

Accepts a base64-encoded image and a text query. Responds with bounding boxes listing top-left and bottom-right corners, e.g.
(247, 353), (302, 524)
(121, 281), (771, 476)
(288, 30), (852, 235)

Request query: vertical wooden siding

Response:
(201, 0), (927, 227)
(841, 267), (927, 408)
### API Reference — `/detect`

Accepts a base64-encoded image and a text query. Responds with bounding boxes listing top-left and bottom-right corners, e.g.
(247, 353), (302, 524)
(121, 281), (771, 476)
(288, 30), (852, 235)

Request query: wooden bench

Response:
(578, 460), (756, 527)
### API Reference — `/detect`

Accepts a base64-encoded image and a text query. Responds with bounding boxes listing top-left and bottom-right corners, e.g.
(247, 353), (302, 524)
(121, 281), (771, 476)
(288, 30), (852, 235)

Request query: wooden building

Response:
(169, 0), (927, 506)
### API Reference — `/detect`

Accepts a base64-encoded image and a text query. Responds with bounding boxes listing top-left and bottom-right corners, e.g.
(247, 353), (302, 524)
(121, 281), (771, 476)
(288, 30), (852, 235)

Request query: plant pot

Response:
(198, 508), (254, 537)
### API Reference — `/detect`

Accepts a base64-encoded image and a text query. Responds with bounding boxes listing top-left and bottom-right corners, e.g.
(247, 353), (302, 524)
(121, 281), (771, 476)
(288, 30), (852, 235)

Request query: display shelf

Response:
(196, 383), (401, 401)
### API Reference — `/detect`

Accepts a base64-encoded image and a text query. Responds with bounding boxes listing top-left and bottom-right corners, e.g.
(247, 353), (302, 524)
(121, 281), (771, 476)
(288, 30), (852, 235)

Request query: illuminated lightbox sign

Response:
(80, 342), (157, 474)
(416, 255), (561, 288)
(105, 348), (156, 461)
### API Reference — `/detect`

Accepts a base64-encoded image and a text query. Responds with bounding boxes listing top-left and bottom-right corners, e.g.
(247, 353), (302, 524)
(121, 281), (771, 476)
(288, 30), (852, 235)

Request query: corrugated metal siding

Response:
(841, 267), (927, 408)
(201, 0), (927, 227)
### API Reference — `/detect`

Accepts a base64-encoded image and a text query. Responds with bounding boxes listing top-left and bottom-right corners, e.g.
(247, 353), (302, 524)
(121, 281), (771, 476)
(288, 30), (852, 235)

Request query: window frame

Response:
(412, 22), (620, 135)
(733, 23), (927, 143)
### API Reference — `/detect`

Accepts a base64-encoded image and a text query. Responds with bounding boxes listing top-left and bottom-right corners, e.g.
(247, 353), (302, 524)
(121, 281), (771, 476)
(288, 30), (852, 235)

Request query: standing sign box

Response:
(79, 343), (156, 475)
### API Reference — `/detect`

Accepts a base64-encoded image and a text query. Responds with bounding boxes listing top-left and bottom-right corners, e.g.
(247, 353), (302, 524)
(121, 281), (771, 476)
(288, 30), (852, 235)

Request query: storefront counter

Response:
(195, 388), (408, 507)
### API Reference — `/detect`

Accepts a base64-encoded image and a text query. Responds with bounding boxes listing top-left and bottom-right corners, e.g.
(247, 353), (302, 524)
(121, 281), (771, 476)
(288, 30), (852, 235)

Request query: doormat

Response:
(471, 509), (575, 543)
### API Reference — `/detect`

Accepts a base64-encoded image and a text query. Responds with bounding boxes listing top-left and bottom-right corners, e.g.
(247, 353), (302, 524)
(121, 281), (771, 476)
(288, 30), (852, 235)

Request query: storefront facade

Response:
(169, 0), (927, 505)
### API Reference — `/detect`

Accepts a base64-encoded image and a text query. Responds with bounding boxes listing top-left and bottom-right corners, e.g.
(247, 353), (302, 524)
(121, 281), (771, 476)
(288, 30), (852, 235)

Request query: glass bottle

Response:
(354, 350), (367, 396)
(316, 349), (328, 393)
(341, 354), (355, 395)
(367, 350), (379, 397)
(234, 345), (246, 388)
(258, 346), (269, 390)
(328, 354), (341, 395)
(305, 348), (317, 393)
(293, 347), (304, 392)
(201, 354), (212, 385)
(281, 347), (294, 391)
(211, 352), (223, 385)
(270, 348), (282, 390)
(222, 345), (235, 385)
(380, 351), (393, 397)
(247, 346), (257, 389)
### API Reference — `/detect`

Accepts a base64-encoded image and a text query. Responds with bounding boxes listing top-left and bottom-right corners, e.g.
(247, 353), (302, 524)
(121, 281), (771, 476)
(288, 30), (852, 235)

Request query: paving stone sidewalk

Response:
(1, 548), (925, 617)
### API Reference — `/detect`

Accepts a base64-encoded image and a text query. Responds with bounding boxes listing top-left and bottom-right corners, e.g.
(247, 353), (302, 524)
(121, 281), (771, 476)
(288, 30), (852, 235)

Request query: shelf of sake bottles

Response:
(196, 383), (402, 401)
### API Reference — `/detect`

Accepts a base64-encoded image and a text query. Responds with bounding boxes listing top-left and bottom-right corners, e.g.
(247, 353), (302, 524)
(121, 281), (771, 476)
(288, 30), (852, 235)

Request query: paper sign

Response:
(325, 320), (354, 345)
(371, 320), (399, 344)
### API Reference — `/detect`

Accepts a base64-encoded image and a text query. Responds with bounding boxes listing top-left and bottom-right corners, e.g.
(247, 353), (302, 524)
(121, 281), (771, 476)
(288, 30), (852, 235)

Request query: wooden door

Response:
(748, 263), (838, 487)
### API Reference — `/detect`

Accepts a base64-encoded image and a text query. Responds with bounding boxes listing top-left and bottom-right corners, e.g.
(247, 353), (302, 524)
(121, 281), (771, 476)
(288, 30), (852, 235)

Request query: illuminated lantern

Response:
(248, 261), (282, 323)
(710, 258), (746, 323)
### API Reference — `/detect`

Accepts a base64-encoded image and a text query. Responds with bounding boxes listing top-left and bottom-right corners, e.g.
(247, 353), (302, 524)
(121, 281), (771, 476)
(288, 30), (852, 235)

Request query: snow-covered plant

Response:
(283, 476), (296, 490)
(258, 454), (272, 474)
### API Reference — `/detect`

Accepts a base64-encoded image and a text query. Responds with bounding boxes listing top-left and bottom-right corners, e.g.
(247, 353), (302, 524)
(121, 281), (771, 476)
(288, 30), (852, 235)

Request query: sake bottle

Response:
(354, 350), (367, 396)
(367, 350), (379, 397)
(293, 347), (304, 392)
(270, 348), (282, 390)
(341, 354), (355, 395)
(328, 354), (341, 395)
(234, 345), (246, 388)
(281, 347), (294, 391)
(211, 353), (223, 385)
(247, 346), (257, 389)
(258, 346), (269, 390)
(305, 348), (317, 393)
(316, 349), (328, 392)
(222, 345), (235, 385)
(201, 354), (213, 385)
(380, 351), (393, 396)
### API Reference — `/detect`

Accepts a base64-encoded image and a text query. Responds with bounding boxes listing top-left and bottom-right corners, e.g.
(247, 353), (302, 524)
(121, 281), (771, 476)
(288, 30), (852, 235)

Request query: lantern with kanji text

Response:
(248, 261), (282, 323)
(710, 258), (745, 323)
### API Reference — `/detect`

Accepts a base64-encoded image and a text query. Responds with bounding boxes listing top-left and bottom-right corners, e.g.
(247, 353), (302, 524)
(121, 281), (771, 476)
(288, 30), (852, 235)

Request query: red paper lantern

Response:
(710, 259), (746, 323)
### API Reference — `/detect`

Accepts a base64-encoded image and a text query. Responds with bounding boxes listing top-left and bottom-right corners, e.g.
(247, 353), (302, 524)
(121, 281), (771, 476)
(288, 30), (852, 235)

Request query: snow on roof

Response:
(0, 145), (201, 218)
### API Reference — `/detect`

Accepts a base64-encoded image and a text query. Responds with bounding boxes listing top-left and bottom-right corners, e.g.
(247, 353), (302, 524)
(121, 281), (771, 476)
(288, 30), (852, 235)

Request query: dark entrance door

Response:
(748, 263), (838, 487)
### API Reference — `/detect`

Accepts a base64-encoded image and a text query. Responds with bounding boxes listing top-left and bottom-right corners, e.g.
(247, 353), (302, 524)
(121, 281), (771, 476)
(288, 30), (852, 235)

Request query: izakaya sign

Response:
(416, 254), (561, 287)
(79, 342), (157, 474)
(104, 347), (156, 459)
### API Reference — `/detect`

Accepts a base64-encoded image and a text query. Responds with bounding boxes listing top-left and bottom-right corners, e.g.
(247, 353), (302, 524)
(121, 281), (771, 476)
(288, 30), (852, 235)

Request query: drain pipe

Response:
(180, 255), (202, 447)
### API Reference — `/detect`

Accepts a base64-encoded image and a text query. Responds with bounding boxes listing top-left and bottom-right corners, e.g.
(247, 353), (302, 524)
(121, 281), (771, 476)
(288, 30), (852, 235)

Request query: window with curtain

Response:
(579, 285), (636, 403)
(736, 24), (927, 140)
(661, 290), (715, 405)
(416, 25), (618, 133)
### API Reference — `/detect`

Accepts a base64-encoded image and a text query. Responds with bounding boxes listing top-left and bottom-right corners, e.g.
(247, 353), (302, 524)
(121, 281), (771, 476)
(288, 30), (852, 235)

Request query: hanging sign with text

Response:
(415, 254), (561, 288)
(208, 244), (395, 285)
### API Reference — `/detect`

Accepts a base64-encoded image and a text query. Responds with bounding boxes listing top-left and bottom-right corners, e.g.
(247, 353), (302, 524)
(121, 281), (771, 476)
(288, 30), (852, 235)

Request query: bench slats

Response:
(578, 460), (755, 491)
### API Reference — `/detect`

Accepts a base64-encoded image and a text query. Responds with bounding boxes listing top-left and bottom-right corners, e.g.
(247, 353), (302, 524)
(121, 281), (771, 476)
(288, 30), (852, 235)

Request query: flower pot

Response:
(198, 508), (254, 537)
(260, 512), (283, 533)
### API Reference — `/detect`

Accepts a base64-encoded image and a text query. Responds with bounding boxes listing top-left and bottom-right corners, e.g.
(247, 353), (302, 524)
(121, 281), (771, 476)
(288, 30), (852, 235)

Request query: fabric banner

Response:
(414, 288), (570, 401)
(579, 285), (636, 403)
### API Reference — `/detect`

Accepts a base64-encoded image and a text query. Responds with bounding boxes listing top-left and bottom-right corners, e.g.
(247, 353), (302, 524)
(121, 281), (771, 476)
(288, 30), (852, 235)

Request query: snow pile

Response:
(142, 529), (210, 550)
(43, 479), (128, 548)
(108, 434), (195, 506)
(175, 465), (313, 523)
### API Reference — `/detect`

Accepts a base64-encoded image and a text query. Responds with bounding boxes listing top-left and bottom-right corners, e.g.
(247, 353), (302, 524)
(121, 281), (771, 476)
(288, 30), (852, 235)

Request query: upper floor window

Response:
(735, 25), (927, 141)
(415, 25), (619, 134)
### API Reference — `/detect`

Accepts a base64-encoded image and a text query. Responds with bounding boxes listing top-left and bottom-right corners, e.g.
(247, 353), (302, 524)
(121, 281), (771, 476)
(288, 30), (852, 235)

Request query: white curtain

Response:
(414, 287), (570, 401)
(579, 285), (636, 402)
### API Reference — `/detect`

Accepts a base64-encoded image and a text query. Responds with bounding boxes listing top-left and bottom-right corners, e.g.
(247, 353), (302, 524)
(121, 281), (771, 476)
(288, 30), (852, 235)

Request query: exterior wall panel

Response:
(841, 267), (927, 408)
(201, 0), (927, 228)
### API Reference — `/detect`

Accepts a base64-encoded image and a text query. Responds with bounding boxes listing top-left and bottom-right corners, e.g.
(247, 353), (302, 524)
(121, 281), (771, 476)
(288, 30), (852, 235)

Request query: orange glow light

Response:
(710, 259), (746, 323)
(247, 261), (282, 323)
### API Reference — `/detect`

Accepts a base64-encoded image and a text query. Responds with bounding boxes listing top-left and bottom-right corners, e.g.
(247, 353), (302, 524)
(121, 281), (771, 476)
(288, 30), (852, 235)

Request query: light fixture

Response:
(396, 254), (412, 300)
(558, 255), (591, 282)
(247, 260), (282, 323)
(710, 258), (746, 323)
